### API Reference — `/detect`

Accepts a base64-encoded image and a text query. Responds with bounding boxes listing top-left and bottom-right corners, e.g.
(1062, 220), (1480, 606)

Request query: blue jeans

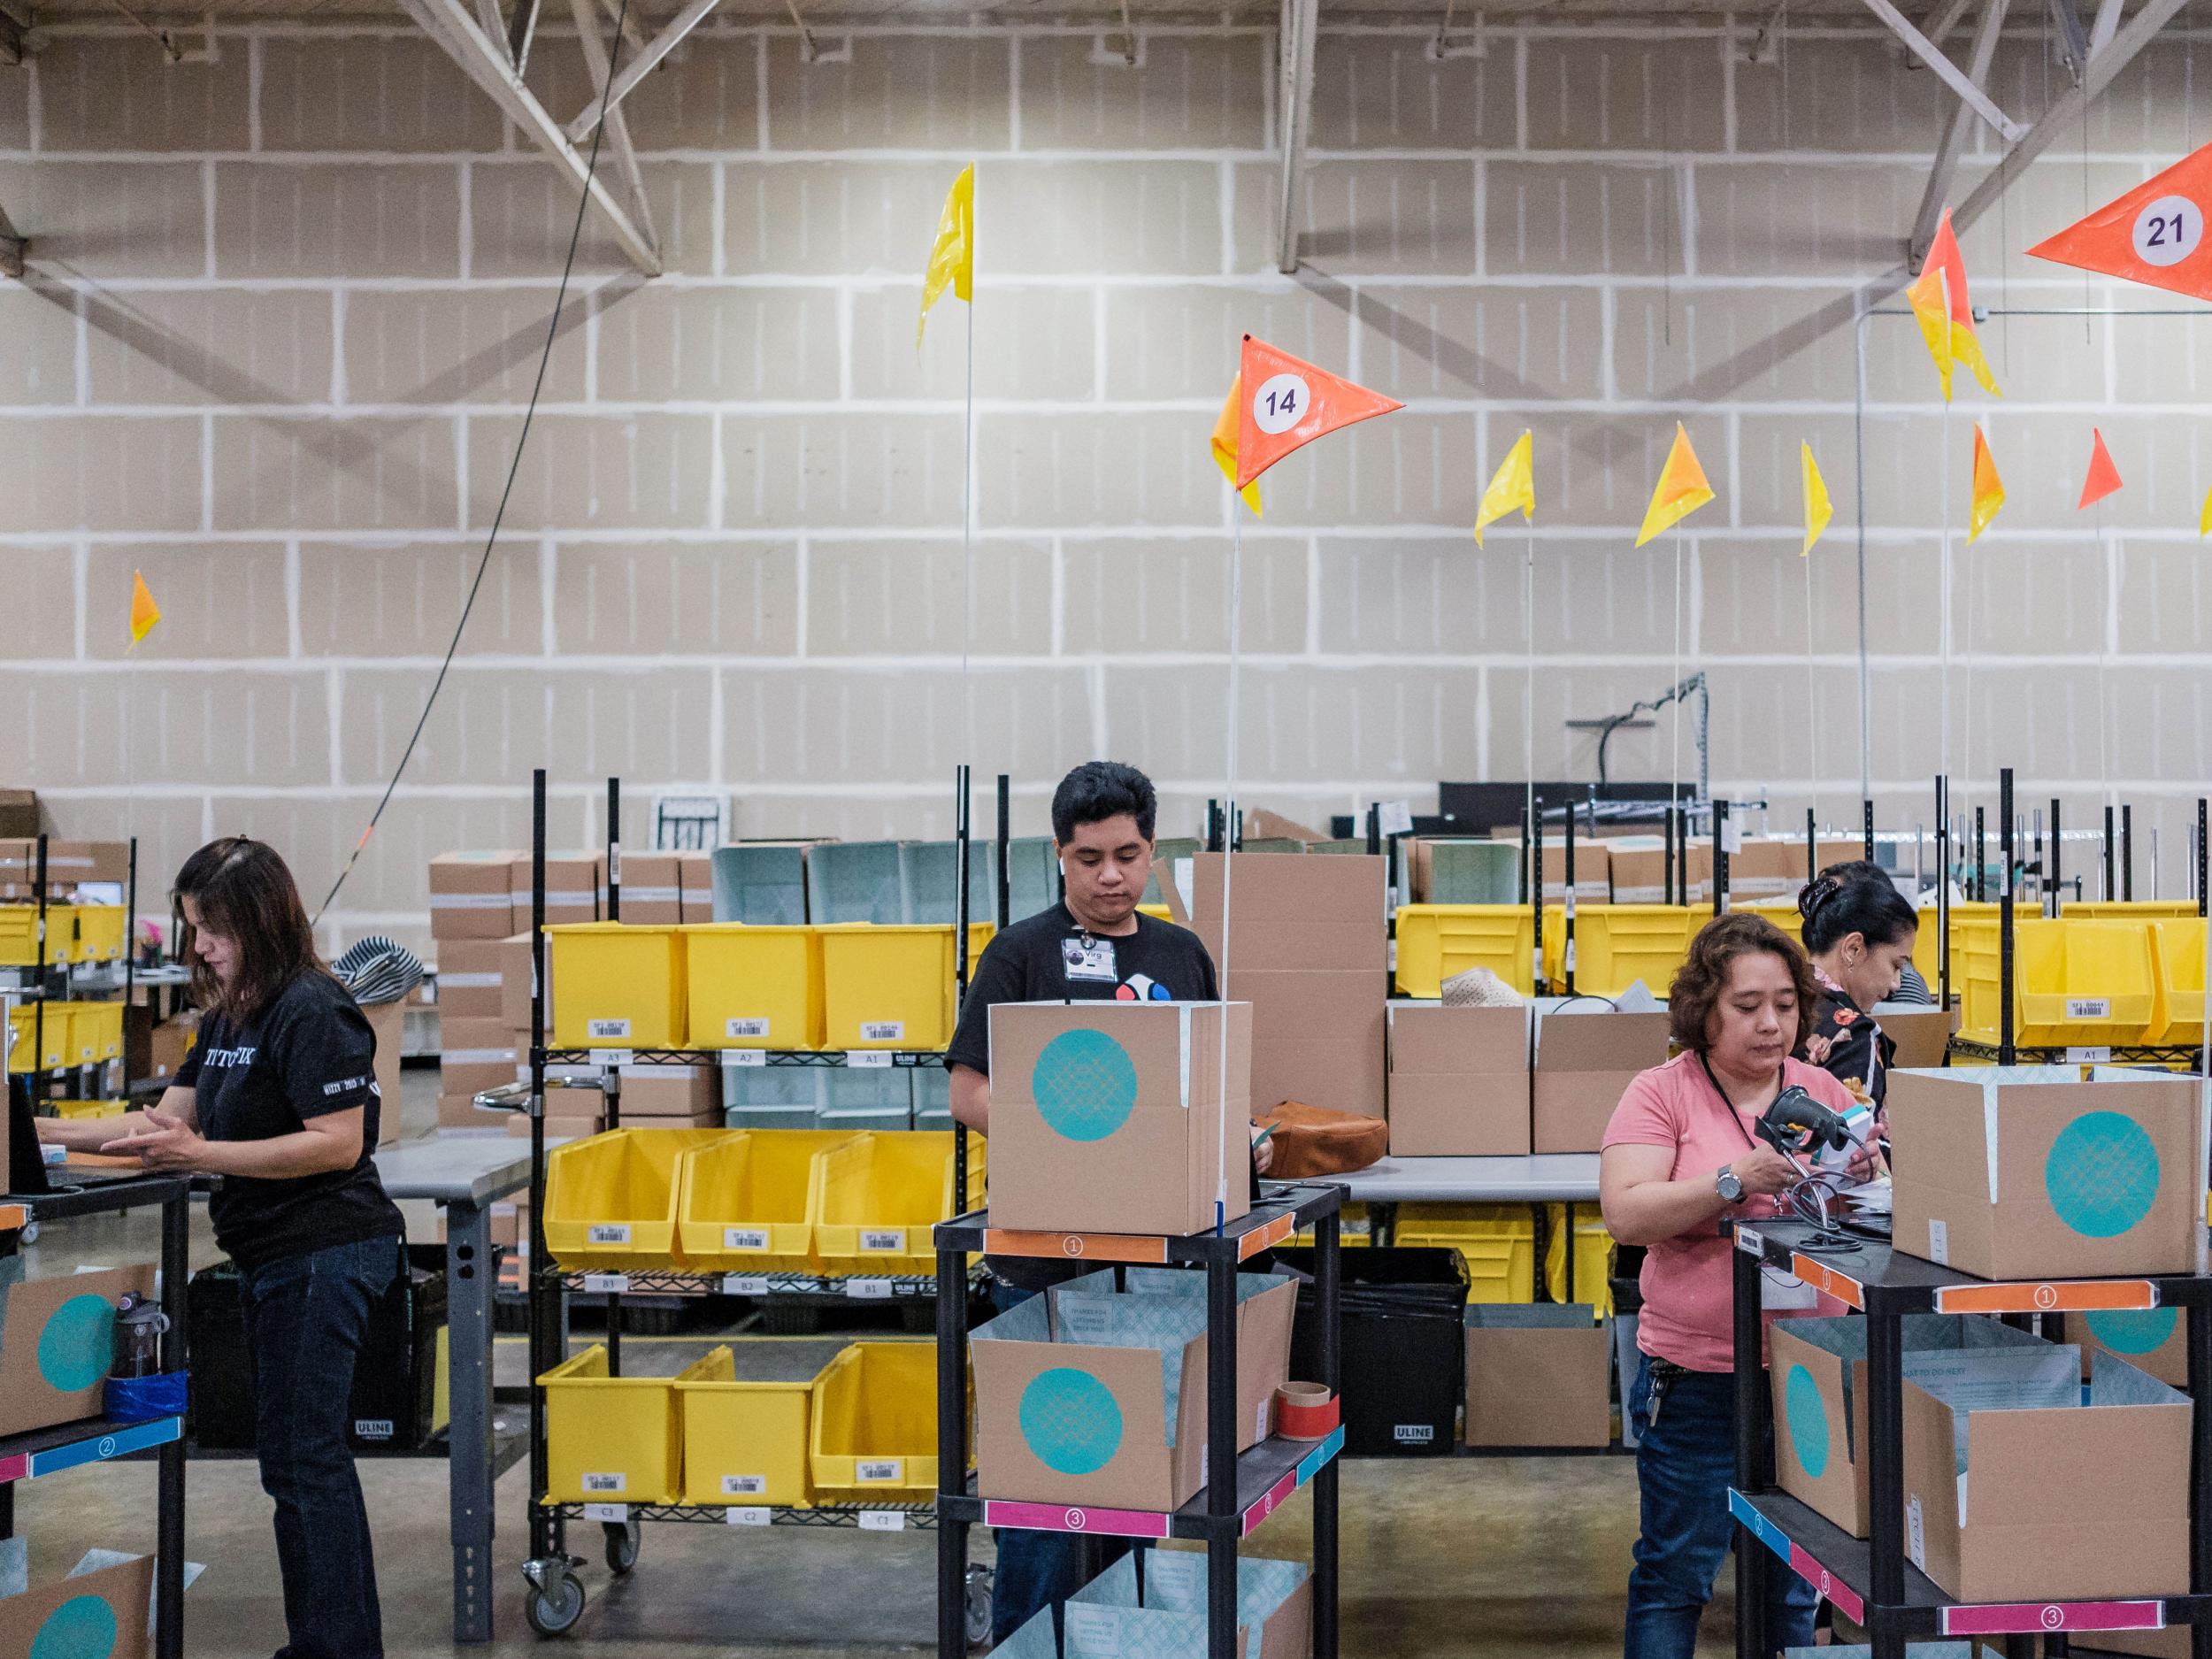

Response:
(240, 1235), (402, 1659)
(1624, 1355), (1819, 1659)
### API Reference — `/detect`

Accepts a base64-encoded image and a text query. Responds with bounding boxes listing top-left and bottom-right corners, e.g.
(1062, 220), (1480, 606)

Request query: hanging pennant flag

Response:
(2078, 428), (2124, 511)
(128, 570), (162, 648)
(1473, 430), (1535, 548)
(1634, 424), (1716, 548)
(1905, 211), (2001, 401)
(1801, 442), (1833, 557)
(1210, 377), (1263, 515)
(1969, 425), (2006, 543)
(917, 164), (975, 347)
(1233, 334), (1402, 489)
(2200, 484), (2212, 538)
(2028, 139), (2212, 304)
(1904, 265), (1957, 403)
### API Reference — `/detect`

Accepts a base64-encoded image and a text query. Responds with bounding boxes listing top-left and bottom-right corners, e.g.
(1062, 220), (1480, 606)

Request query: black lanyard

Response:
(1698, 1054), (1776, 1154)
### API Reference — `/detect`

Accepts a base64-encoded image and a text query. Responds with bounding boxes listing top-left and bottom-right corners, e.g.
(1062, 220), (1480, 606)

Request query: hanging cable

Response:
(314, 0), (635, 926)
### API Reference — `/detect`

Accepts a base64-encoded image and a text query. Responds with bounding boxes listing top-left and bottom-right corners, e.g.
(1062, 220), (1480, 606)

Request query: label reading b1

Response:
(722, 1474), (767, 1497)
(724, 1228), (771, 1251)
(859, 1021), (904, 1043)
(582, 1472), (626, 1494)
(726, 1018), (770, 1040)
(588, 1224), (633, 1245)
(588, 1018), (632, 1041)
(847, 1278), (894, 1301)
(859, 1230), (905, 1254)
(856, 1459), (903, 1483)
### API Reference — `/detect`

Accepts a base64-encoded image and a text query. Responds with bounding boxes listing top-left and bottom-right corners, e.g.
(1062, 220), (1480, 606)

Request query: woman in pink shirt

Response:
(1600, 913), (1873, 1659)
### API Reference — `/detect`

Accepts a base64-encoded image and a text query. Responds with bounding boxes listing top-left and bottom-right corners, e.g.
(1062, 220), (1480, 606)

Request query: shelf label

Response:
(726, 1018), (770, 1040)
(724, 1228), (771, 1252)
(846, 1279), (894, 1301)
(722, 1275), (771, 1295)
(1735, 1226), (1765, 1257)
(726, 1507), (771, 1527)
(856, 1510), (906, 1532)
(722, 1474), (766, 1497)
(581, 1472), (626, 1494)
(588, 1020), (632, 1042)
(846, 1050), (893, 1068)
(582, 1273), (629, 1294)
(2066, 998), (2112, 1021)
(599, 1049), (634, 1071)
(859, 1021), (904, 1043)
(1932, 1279), (2157, 1315)
(979, 1499), (1170, 1540)
(722, 1050), (765, 1068)
(582, 1502), (628, 1524)
(858, 1230), (905, 1254)
(1939, 1600), (2165, 1637)
(1788, 1255), (1865, 1310)
(855, 1459), (903, 1483)
(2067, 1046), (2113, 1063)
(588, 1224), (632, 1246)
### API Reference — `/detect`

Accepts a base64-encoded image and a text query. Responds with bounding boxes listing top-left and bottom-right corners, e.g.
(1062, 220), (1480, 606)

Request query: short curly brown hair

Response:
(1667, 912), (1821, 1053)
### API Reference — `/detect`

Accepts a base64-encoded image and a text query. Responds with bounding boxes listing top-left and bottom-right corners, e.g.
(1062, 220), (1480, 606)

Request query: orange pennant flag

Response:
(1917, 209), (2001, 397)
(1634, 424), (1717, 547)
(2078, 428), (2124, 510)
(1969, 425), (2005, 543)
(128, 570), (162, 647)
(1210, 376), (1263, 515)
(1233, 334), (1402, 489)
(2028, 140), (2212, 303)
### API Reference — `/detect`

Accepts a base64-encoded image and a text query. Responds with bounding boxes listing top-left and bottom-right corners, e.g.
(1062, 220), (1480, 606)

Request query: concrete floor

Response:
(13, 1068), (1709, 1658)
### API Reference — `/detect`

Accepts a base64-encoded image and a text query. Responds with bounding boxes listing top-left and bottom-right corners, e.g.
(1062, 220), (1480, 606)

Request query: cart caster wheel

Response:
(964, 1565), (994, 1651)
(19, 1221), (37, 1246)
(525, 1568), (587, 1637)
(603, 1517), (641, 1576)
(761, 1302), (820, 1335)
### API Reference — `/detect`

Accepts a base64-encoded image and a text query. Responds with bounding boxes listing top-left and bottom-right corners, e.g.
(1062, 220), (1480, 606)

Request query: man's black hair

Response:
(1051, 761), (1157, 845)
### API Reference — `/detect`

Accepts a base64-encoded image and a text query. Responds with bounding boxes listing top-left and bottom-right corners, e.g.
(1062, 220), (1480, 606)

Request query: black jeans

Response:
(240, 1235), (400, 1659)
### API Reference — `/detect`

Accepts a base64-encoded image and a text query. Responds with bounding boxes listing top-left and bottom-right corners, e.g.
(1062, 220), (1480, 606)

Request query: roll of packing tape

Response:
(1275, 1381), (1338, 1442)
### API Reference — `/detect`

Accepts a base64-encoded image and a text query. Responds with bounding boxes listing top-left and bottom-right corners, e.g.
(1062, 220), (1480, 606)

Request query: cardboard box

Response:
(971, 1268), (1296, 1513)
(614, 852), (682, 926)
(86, 841), (130, 887)
(146, 1015), (196, 1083)
(1873, 1006), (1957, 1069)
(1386, 1003), (1531, 1156)
(437, 936), (529, 1023)
(0, 788), (35, 837)
(1064, 1554), (1312, 1659)
(1730, 836), (1810, 900)
(1605, 840), (1672, 905)
(1464, 1305), (1610, 1448)
(0, 1549), (155, 1659)
(363, 999), (404, 1148)
(1531, 1007), (1671, 1154)
(1888, 1066), (2206, 1280)
(522, 853), (603, 928)
(440, 1016), (521, 1101)
(986, 1002), (1251, 1238)
(0, 1262), (156, 1436)
(500, 933), (535, 1032)
(2066, 1305), (2191, 1389)
(679, 852), (715, 923)
(429, 851), (521, 941)
(1769, 1314), (2060, 1538)
(1902, 1350), (2189, 1603)
(441, 1201), (522, 1248)
(614, 1063), (717, 1118)
(35, 841), (96, 889)
(1237, 966), (1386, 1119)
(1190, 852), (1387, 973)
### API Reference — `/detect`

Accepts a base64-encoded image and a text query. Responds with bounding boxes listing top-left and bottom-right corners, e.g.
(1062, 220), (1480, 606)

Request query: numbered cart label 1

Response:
(847, 1279), (894, 1301)
(859, 1021), (905, 1043)
(583, 1273), (630, 1294)
(726, 1508), (771, 1527)
(582, 1502), (629, 1524)
(722, 1474), (767, 1497)
(722, 1275), (771, 1295)
(588, 1019), (633, 1041)
(857, 1511), (906, 1532)
(722, 1050), (766, 1068)
(858, 1230), (906, 1254)
(588, 1224), (633, 1246)
(856, 1459), (903, 1484)
(581, 1472), (627, 1495)
(724, 1228), (771, 1252)
(725, 1018), (771, 1040)
(847, 1049), (894, 1068)
(2066, 998), (2112, 1020)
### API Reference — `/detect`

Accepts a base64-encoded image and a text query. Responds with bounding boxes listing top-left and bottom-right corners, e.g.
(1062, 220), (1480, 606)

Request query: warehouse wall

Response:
(4, 15), (2211, 949)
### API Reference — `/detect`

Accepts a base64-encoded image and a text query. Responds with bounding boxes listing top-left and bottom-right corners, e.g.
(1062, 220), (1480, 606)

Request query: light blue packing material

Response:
(1071, 1551), (1310, 1630)
(1785, 1647), (1972, 1657)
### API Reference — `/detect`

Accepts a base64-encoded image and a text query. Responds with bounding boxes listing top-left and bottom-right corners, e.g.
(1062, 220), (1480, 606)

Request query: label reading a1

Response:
(847, 1050), (893, 1068)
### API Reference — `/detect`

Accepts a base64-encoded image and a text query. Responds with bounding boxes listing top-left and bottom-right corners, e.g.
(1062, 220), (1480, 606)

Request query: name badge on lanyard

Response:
(1062, 935), (1118, 983)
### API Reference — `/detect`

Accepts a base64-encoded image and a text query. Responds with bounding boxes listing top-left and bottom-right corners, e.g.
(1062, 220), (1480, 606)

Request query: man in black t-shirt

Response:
(949, 761), (1269, 1645)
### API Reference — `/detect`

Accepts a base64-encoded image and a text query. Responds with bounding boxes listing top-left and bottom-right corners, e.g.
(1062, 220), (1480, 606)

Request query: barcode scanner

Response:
(1755, 1086), (1853, 1158)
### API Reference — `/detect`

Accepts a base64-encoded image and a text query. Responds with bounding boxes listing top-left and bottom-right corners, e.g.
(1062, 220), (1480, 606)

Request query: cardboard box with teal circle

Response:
(0, 1259), (156, 1438)
(986, 1002), (1252, 1239)
(971, 1266), (1295, 1514)
(1887, 1066), (2207, 1281)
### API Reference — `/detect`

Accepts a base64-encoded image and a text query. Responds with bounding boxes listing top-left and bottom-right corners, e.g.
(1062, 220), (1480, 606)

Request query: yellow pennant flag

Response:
(2200, 483), (2212, 538)
(1905, 212), (2002, 403)
(128, 570), (162, 647)
(1906, 265), (1955, 403)
(1210, 376), (1262, 515)
(1635, 424), (1716, 547)
(1801, 442), (1832, 557)
(1969, 425), (2005, 543)
(917, 164), (974, 348)
(1473, 430), (1535, 548)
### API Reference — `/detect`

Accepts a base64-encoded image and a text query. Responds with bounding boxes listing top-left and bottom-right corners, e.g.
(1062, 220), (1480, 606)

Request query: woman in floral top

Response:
(1793, 861), (1922, 1112)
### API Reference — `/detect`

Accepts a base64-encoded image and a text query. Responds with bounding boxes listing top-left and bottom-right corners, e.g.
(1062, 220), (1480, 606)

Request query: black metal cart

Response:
(930, 1183), (1346, 1659)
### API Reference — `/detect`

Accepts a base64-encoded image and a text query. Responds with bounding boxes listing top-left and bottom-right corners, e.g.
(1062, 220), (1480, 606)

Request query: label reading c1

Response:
(857, 1510), (907, 1532)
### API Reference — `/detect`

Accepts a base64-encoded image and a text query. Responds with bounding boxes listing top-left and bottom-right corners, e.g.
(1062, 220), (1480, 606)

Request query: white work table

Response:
(1339, 1154), (1602, 1204)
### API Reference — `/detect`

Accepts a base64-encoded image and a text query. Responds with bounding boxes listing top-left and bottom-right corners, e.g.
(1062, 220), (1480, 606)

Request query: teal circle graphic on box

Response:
(1018, 1368), (1124, 1476)
(30, 1594), (119, 1659)
(37, 1294), (116, 1394)
(1029, 1030), (1140, 1144)
(2085, 1305), (2179, 1355)
(2044, 1111), (2162, 1239)
(1783, 1364), (1829, 1479)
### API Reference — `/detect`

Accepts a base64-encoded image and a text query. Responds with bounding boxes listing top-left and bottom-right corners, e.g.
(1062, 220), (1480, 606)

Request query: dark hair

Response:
(174, 837), (332, 1022)
(1667, 912), (1820, 1053)
(1798, 860), (1920, 956)
(1050, 762), (1157, 845)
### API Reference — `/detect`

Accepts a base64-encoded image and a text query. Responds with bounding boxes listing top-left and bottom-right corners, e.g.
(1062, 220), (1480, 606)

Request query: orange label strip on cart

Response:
(979, 1230), (1170, 1264)
(1239, 1213), (1298, 1259)
(1787, 1255), (1866, 1310)
(1932, 1279), (2158, 1315)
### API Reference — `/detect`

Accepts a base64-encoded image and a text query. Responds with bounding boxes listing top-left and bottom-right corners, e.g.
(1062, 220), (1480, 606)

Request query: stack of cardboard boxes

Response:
(0, 838), (132, 899)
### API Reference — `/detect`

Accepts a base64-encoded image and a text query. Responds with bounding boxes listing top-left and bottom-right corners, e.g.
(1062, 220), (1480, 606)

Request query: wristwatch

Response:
(1716, 1165), (1745, 1204)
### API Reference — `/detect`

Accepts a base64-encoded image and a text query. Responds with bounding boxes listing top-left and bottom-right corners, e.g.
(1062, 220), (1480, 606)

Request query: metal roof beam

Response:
(1859, 0), (2024, 138)
(1275, 0), (1317, 274)
(566, 0), (723, 142)
(566, 0), (659, 258)
(1909, 0), (2010, 264)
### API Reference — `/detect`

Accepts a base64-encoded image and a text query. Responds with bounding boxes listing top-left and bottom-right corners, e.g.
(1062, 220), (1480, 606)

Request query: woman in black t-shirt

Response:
(42, 837), (403, 1659)
(1793, 861), (1921, 1116)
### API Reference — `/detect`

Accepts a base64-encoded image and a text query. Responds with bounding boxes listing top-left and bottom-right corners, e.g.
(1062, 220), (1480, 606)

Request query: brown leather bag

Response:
(1254, 1099), (1388, 1179)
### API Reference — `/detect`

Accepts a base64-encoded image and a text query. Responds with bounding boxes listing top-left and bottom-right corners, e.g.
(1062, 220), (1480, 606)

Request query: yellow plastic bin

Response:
(684, 925), (823, 1051)
(1960, 918), (2157, 1047)
(58, 1002), (122, 1065)
(56, 905), (126, 964)
(1738, 901), (1805, 947)
(546, 922), (687, 1049)
(818, 925), (994, 1051)
(808, 1342), (940, 1505)
(677, 1346), (815, 1508)
(1544, 1205), (1617, 1318)
(2150, 918), (2208, 1045)
(1540, 905), (1696, 998)
(52, 1099), (127, 1119)
(675, 1129), (862, 1275)
(6, 1004), (67, 1073)
(2069, 902), (2201, 922)
(1912, 901), (1999, 990)
(0, 906), (41, 967)
(810, 1131), (984, 1279)
(539, 1343), (721, 1504)
(1395, 1202), (1536, 1304)
(1394, 905), (1536, 998)
(542, 1125), (733, 1271)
